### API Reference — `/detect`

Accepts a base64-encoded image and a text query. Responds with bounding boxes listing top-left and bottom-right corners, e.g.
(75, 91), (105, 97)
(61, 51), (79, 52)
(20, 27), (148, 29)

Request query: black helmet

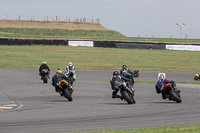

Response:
(113, 71), (119, 76)
(122, 65), (127, 69)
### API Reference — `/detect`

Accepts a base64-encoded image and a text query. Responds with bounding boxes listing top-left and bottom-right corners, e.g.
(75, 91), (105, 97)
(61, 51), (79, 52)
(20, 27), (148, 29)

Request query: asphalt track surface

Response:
(0, 68), (200, 133)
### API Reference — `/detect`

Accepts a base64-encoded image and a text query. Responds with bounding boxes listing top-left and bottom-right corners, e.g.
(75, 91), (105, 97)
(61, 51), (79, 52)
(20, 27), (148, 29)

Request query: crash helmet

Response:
(57, 68), (63, 74)
(68, 62), (72, 66)
(159, 74), (165, 80)
(113, 71), (119, 76)
(43, 61), (47, 64)
(122, 65), (127, 69)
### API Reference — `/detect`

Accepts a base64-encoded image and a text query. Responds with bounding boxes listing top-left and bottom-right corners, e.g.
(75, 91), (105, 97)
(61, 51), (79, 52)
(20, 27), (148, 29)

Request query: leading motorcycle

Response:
(162, 83), (182, 103)
(40, 69), (49, 83)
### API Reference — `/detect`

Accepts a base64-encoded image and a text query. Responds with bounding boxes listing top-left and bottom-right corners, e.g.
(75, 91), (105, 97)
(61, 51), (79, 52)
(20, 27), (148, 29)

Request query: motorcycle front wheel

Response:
(121, 90), (135, 104)
(63, 88), (73, 101)
(169, 90), (182, 103)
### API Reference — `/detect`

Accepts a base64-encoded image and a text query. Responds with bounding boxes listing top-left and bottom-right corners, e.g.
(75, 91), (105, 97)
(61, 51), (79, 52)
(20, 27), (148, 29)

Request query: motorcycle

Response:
(132, 70), (140, 77)
(58, 79), (73, 101)
(123, 73), (135, 86)
(194, 74), (200, 80)
(65, 70), (76, 86)
(162, 83), (182, 103)
(40, 69), (49, 83)
(118, 82), (135, 104)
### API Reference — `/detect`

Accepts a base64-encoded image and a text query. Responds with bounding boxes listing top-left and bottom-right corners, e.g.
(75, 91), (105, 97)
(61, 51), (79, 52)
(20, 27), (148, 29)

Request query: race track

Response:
(0, 68), (200, 133)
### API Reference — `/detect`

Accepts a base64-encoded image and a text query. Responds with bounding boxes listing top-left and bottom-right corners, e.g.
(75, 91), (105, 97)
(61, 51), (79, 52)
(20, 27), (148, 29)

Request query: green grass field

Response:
(0, 45), (199, 72)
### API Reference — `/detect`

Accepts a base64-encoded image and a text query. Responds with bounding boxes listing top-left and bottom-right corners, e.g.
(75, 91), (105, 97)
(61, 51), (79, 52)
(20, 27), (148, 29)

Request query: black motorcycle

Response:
(162, 83), (182, 103)
(65, 70), (76, 86)
(58, 79), (73, 101)
(119, 82), (135, 104)
(40, 69), (49, 83)
(194, 74), (200, 80)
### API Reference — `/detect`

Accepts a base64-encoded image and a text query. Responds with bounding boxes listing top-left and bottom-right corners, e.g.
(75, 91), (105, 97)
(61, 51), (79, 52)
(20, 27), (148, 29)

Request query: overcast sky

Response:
(1, 0), (200, 38)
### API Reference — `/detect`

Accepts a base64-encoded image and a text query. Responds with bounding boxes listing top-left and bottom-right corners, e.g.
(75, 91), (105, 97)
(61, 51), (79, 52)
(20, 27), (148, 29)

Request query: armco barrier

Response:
(1, 38), (200, 50)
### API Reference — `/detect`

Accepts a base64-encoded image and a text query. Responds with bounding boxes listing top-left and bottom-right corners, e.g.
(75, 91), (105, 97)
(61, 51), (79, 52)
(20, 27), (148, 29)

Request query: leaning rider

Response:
(120, 65), (135, 86)
(155, 74), (176, 99)
(39, 61), (50, 78)
(66, 62), (76, 86)
(110, 71), (125, 100)
(52, 68), (71, 96)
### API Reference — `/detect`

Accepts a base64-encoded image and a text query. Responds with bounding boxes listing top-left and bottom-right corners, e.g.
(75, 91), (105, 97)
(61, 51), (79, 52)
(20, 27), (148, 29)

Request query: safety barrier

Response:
(1, 38), (200, 50)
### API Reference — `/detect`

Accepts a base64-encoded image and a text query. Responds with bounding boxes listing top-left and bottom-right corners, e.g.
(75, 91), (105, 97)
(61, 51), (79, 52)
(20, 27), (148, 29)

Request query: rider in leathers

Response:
(66, 62), (76, 86)
(110, 71), (135, 100)
(120, 65), (135, 86)
(110, 71), (124, 100)
(52, 69), (71, 96)
(39, 61), (50, 78)
(155, 74), (176, 99)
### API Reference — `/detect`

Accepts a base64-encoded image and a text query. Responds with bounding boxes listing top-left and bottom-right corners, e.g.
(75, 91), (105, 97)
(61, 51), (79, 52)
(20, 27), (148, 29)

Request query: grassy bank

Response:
(71, 124), (200, 133)
(1, 27), (200, 44)
(0, 27), (124, 40)
(0, 45), (199, 72)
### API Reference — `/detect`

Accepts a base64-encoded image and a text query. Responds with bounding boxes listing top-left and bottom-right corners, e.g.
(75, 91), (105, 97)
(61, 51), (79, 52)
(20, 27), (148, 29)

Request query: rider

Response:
(120, 65), (135, 86)
(110, 71), (124, 100)
(110, 71), (135, 100)
(66, 62), (76, 86)
(52, 68), (71, 95)
(39, 61), (50, 78)
(155, 74), (176, 99)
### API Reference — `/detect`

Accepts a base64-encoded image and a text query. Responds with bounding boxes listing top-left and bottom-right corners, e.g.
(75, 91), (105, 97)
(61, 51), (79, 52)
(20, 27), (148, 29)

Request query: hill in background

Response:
(0, 20), (125, 40)
(0, 20), (109, 31)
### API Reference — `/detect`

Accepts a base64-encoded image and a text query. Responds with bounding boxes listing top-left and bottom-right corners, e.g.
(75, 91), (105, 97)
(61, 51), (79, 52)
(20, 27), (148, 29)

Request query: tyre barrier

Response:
(0, 38), (68, 45)
(116, 43), (166, 49)
(1, 38), (200, 50)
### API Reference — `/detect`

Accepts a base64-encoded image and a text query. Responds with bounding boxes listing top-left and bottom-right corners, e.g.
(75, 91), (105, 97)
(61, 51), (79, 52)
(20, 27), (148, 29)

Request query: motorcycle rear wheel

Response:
(43, 75), (48, 83)
(63, 88), (73, 101)
(169, 90), (182, 103)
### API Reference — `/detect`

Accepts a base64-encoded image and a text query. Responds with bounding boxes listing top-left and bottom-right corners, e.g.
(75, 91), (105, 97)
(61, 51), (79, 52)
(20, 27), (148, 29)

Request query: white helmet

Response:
(159, 74), (165, 80)
(43, 61), (47, 64)
(68, 62), (72, 66)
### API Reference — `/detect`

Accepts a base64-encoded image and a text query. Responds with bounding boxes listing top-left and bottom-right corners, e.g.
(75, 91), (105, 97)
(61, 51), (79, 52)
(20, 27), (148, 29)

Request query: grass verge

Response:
(70, 124), (200, 133)
(0, 45), (200, 72)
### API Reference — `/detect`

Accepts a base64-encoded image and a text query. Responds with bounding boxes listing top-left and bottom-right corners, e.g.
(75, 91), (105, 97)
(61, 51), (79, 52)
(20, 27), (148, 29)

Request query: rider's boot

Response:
(112, 94), (123, 100)
(162, 92), (167, 100)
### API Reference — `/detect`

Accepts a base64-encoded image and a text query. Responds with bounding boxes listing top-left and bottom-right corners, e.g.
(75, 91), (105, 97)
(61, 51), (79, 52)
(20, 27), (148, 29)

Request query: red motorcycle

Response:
(162, 83), (182, 103)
